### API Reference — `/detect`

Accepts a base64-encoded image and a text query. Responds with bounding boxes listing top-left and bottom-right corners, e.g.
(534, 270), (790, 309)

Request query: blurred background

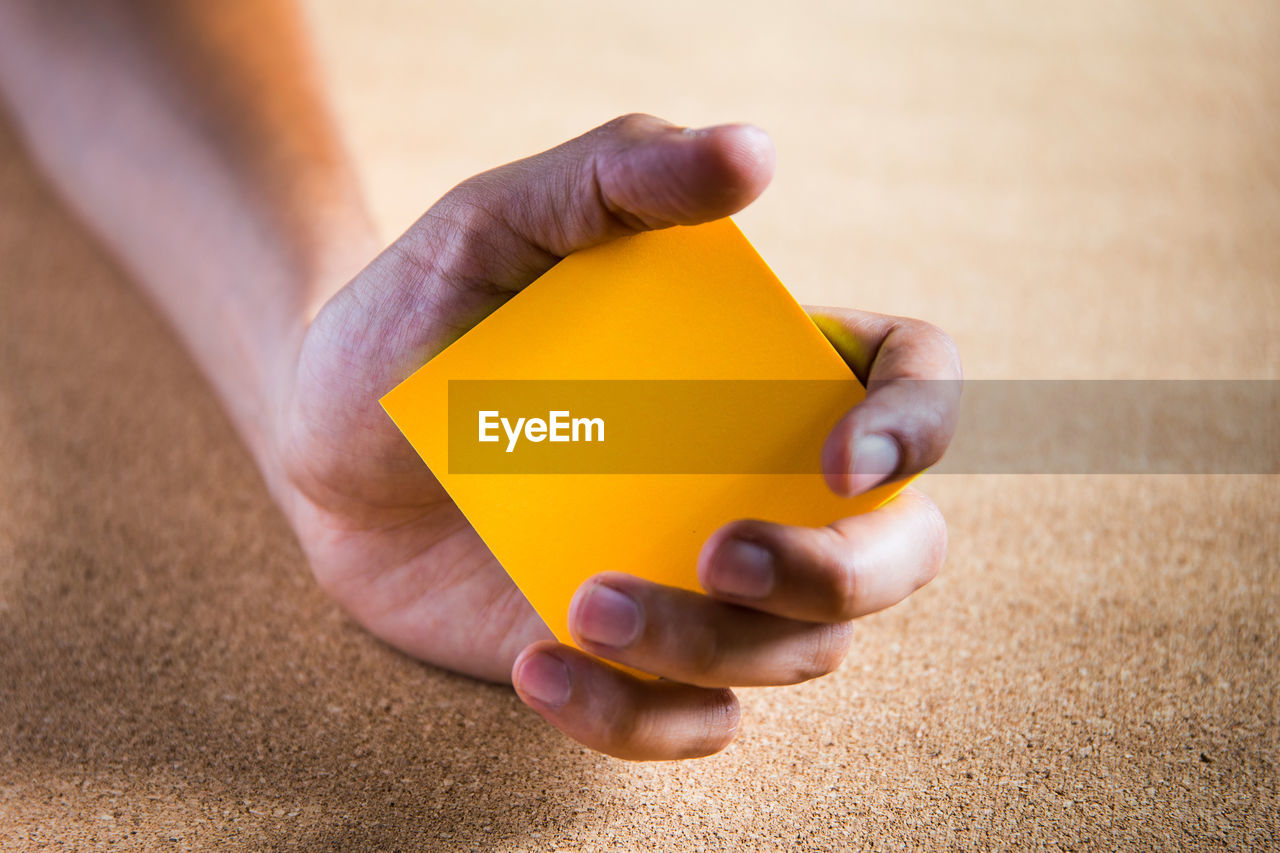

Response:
(307, 0), (1278, 380)
(1, 0), (1276, 849)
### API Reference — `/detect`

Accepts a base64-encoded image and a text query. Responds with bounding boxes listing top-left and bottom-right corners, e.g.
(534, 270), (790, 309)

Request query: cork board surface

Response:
(1, 1), (1277, 849)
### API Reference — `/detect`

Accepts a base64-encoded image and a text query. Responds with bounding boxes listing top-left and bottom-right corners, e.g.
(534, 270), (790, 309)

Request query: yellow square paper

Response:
(380, 218), (907, 647)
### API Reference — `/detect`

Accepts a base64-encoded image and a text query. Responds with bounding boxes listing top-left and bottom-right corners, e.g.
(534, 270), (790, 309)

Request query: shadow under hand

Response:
(0, 119), (613, 850)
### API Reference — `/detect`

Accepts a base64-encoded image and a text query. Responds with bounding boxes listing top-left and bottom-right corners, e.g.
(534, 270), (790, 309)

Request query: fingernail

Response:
(707, 538), (775, 599)
(849, 433), (901, 494)
(517, 651), (571, 708)
(575, 583), (642, 649)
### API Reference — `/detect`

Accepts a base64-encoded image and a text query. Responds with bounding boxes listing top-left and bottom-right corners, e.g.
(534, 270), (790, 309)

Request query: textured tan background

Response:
(2, 0), (1277, 849)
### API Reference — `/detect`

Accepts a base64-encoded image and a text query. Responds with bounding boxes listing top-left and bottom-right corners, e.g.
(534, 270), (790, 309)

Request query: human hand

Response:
(277, 115), (961, 759)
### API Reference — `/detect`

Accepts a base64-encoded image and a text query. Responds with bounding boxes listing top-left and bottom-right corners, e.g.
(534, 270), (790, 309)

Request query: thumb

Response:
(294, 115), (775, 499)
(461, 112), (777, 264)
(349, 113), (776, 355)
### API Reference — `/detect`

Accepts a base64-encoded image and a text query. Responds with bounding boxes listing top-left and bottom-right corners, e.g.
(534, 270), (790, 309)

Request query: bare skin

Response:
(0, 0), (961, 760)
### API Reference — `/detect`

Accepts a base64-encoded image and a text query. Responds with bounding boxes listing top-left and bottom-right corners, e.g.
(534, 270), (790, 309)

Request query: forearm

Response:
(0, 0), (376, 498)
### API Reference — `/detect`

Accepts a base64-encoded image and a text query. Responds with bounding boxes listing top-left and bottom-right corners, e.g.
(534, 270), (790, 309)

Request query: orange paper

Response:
(380, 218), (908, 648)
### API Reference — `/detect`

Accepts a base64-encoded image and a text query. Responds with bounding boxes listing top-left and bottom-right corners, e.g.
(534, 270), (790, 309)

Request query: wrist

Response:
(257, 210), (380, 516)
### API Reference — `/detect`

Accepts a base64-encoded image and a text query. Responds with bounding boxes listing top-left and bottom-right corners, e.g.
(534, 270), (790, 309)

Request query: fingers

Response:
(330, 113), (775, 387)
(515, 488), (946, 759)
(567, 572), (855, 688)
(298, 113), (775, 486)
(553, 488), (944, 687)
(810, 308), (963, 495)
(697, 487), (948, 623)
(479, 112), (776, 260)
(512, 642), (740, 761)
(392, 113), (776, 324)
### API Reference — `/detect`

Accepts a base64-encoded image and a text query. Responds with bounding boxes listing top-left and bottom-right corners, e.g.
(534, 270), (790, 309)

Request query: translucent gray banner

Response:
(445, 380), (1278, 475)
(936, 380), (1277, 474)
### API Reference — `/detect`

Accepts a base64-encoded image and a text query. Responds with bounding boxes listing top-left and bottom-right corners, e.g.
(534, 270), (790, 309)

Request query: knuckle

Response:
(917, 319), (963, 380)
(693, 690), (741, 756)
(685, 620), (724, 681)
(904, 408), (950, 469)
(412, 196), (517, 284)
(795, 625), (853, 682)
(664, 691), (741, 760)
(603, 689), (739, 760)
(601, 700), (645, 752)
(819, 528), (862, 619)
(440, 173), (505, 223)
(915, 497), (949, 588)
(605, 112), (661, 138)
(829, 562), (860, 620)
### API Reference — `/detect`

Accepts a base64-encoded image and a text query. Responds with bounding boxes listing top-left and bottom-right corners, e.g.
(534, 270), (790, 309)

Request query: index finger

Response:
(809, 307), (962, 496)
